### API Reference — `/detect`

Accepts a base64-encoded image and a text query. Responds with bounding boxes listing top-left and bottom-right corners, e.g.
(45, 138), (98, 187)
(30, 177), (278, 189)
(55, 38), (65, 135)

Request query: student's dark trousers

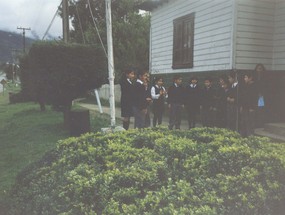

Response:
(227, 103), (238, 131)
(186, 106), (198, 128)
(216, 108), (227, 128)
(256, 106), (265, 128)
(133, 106), (146, 129)
(201, 107), (215, 127)
(168, 104), (183, 130)
(145, 106), (151, 127)
(153, 104), (164, 127)
(241, 109), (255, 137)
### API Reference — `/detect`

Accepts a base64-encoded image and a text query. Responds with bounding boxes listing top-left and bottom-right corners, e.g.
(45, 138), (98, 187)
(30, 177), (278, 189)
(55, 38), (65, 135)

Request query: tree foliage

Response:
(68, 0), (150, 79)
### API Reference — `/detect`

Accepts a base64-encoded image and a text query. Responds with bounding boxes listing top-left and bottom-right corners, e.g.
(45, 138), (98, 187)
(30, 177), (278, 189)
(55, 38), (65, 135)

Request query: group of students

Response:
(120, 68), (166, 130)
(120, 64), (266, 137)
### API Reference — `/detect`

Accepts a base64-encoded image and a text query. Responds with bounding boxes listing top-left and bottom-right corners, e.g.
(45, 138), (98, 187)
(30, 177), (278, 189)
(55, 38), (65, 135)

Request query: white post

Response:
(94, 89), (103, 113)
(106, 0), (116, 127)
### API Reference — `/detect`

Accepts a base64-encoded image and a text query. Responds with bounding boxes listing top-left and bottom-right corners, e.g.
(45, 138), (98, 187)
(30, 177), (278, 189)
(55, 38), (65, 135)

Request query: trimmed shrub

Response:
(19, 42), (107, 110)
(7, 128), (285, 215)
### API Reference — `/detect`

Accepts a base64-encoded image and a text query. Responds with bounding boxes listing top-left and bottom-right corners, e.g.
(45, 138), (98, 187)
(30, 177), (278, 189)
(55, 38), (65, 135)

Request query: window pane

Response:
(183, 19), (191, 64)
(187, 22), (192, 48)
(173, 21), (183, 66)
(173, 13), (194, 69)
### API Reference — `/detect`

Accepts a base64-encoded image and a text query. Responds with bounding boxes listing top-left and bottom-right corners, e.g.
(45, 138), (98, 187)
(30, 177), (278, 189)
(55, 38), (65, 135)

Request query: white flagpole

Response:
(105, 0), (116, 127)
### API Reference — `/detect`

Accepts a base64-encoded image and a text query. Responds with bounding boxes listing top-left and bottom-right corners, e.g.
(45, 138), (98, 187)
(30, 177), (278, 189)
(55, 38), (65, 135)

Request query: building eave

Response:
(138, 0), (169, 11)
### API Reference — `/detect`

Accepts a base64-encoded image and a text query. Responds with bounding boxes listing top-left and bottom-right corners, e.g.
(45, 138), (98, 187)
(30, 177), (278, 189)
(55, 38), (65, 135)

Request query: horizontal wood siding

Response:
(273, 0), (285, 70)
(235, 0), (275, 70)
(150, 0), (234, 75)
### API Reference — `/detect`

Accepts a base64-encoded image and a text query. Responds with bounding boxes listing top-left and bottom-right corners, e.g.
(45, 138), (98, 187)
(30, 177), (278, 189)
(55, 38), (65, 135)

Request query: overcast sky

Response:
(0, 0), (63, 39)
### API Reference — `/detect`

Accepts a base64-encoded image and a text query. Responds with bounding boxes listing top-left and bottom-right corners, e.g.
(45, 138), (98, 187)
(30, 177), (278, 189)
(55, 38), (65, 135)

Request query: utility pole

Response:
(105, 0), (116, 127)
(17, 27), (31, 53)
(62, 0), (70, 43)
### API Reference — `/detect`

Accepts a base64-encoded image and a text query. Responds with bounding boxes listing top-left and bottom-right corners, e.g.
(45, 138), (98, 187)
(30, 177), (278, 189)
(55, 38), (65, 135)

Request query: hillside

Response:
(0, 30), (34, 63)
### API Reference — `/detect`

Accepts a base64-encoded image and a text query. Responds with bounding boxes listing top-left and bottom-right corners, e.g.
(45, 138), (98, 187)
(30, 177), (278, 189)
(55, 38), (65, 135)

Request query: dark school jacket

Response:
(240, 82), (259, 110)
(201, 86), (215, 109)
(167, 84), (184, 105)
(227, 83), (239, 106)
(216, 86), (228, 112)
(120, 78), (135, 116)
(184, 84), (201, 112)
(151, 85), (166, 108)
(133, 80), (148, 110)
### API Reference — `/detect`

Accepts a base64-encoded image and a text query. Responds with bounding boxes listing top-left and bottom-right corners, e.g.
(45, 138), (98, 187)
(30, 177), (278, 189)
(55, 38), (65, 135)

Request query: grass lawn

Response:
(0, 93), (68, 196)
(0, 91), (115, 210)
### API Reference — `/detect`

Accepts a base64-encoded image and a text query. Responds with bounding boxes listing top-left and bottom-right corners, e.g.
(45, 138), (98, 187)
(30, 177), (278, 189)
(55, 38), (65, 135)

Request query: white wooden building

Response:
(140, 0), (285, 74)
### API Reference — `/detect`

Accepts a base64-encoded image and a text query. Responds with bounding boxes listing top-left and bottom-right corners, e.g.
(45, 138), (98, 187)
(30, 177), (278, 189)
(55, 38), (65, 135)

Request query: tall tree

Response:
(68, 0), (150, 80)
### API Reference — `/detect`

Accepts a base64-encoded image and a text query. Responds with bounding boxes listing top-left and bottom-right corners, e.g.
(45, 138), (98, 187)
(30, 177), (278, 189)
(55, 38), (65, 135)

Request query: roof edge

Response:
(138, 0), (169, 11)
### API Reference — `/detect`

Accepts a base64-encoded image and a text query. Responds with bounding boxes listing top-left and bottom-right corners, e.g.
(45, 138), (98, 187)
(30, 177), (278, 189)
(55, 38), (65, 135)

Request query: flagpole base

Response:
(101, 126), (125, 134)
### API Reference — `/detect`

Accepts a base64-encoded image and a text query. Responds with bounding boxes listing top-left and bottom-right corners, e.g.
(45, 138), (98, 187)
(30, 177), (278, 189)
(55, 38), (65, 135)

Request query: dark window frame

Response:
(172, 13), (195, 69)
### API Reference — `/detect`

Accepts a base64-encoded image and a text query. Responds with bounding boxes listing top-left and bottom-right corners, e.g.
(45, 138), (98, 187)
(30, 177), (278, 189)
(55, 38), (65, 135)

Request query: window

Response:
(172, 13), (195, 69)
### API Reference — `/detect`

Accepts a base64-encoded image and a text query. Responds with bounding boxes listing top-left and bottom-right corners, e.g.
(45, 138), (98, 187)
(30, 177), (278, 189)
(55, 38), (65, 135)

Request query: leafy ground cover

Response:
(0, 91), (113, 214)
(5, 127), (285, 215)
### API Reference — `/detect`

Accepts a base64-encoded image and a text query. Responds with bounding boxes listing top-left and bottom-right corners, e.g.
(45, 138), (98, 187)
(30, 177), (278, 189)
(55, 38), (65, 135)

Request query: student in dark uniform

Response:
(151, 76), (167, 127)
(200, 77), (215, 127)
(254, 63), (267, 128)
(184, 76), (201, 129)
(120, 68), (135, 130)
(215, 75), (229, 128)
(167, 75), (184, 130)
(133, 70), (150, 129)
(240, 72), (258, 137)
(227, 72), (239, 131)
(144, 72), (152, 127)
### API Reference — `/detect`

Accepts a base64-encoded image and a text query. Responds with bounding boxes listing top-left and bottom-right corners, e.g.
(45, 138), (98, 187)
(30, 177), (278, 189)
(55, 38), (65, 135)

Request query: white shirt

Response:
(151, 85), (166, 100)
(232, 82), (238, 88)
(136, 79), (143, 85)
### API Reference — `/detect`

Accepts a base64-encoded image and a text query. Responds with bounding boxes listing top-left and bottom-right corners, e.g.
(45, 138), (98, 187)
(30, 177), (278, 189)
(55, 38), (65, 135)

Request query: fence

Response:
(98, 84), (121, 103)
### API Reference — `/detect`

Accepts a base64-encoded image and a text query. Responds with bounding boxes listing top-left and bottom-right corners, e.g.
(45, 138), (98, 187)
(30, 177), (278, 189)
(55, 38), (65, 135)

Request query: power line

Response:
(75, 2), (86, 44)
(87, 0), (107, 57)
(42, 3), (61, 40)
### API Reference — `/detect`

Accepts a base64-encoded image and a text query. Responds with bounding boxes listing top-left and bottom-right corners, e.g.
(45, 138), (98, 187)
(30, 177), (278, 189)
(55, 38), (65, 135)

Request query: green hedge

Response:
(7, 128), (285, 215)
(19, 42), (107, 110)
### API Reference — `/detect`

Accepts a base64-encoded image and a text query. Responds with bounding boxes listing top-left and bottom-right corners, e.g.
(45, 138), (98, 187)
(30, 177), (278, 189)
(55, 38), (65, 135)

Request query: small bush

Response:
(19, 42), (107, 110)
(6, 128), (285, 215)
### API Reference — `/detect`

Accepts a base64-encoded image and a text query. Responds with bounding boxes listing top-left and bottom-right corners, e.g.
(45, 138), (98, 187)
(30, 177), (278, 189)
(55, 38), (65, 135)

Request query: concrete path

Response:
(77, 102), (196, 130)
(255, 124), (285, 142)
(77, 102), (285, 142)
